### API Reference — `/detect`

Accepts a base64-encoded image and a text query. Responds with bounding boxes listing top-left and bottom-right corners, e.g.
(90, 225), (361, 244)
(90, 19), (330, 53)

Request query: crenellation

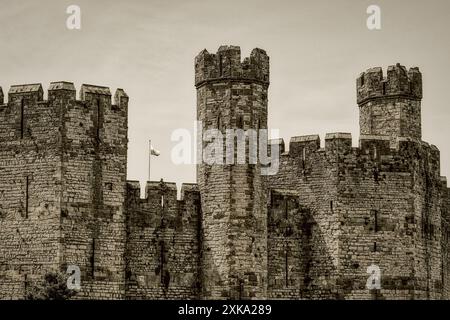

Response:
(180, 183), (199, 200)
(359, 135), (391, 156)
(114, 88), (128, 108)
(48, 81), (76, 92)
(289, 135), (320, 158)
(8, 83), (43, 96)
(195, 46), (269, 88)
(324, 133), (352, 151)
(269, 138), (285, 154)
(79, 84), (111, 100)
(126, 180), (200, 216)
(268, 132), (444, 168)
(357, 64), (422, 105)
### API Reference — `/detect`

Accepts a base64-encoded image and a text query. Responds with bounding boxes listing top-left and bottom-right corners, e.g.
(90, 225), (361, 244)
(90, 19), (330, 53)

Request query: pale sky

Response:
(1, 0), (450, 192)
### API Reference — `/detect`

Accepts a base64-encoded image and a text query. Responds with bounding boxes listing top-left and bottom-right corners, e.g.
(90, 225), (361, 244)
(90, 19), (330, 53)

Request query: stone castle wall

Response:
(441, 181), (450, 297)
(0, 84), (62, 299)
(266, 135), (341, 299)
(266, 133), (448, 299)
(0, 47), (449, 300)
(336, 136), (443, 300)
(0, 83), (128, 299)
(58, 84), (128, 299)
(124, 181), (201, 299)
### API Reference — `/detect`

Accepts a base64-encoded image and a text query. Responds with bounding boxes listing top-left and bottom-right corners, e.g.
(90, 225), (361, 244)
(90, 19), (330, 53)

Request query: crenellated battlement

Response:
(126, 180), (199, 202)
(357, 63), (422, 104)
(125, 180), (201, 228)
(8, 83), (44, 103)
(48, 81), (76, 91)
(114, 88), (128, 105)
(80, 84), (111, 100)
(0, 82), (127, 106)
(0, 82), (128, 143)
(194, 45), (269, 88)
(273, 133), (440, 166)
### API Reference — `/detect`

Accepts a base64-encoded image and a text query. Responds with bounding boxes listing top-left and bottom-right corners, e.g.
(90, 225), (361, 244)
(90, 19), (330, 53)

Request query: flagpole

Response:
(148, 139), (151, 182)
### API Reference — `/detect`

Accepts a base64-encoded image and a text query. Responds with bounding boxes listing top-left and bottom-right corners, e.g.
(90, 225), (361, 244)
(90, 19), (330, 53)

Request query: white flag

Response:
(150, 146), (160, 156)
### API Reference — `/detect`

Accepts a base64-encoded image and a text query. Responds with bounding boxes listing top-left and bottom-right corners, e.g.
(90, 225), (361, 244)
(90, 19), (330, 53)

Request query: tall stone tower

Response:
(357, 63), (422, 145)
(0, 82), (128, 299)
(194, 45), (269, 299)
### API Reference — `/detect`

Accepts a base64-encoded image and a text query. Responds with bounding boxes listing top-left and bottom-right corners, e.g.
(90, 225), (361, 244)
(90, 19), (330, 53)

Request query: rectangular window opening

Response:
(91, 238), (96, 277)
(20, 99), (25, 139)
(285, 250), (289, 287)
(25, 176), (29, 219)
(374, 210), (379, 232)
(96, 100), (101, 140)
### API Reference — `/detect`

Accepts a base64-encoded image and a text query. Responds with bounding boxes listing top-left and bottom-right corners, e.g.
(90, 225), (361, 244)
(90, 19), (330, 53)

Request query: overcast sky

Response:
(1, 0), (450, 193)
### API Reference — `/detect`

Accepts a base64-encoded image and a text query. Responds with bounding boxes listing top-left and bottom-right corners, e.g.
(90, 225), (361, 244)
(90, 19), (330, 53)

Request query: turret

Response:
(195, 45), (269, 88)
(357, 64), (422, 145)
(196, 46), (269, 299)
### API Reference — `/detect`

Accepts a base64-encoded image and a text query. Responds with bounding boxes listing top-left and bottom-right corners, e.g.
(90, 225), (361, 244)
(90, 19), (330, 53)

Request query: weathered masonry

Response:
(0, 46), (449, 300)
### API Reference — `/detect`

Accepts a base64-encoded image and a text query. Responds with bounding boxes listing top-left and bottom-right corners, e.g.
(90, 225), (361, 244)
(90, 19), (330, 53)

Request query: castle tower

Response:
(195, 45), (269, 299)
(0, 82), (128, 299)
(357, 63), (422, 145)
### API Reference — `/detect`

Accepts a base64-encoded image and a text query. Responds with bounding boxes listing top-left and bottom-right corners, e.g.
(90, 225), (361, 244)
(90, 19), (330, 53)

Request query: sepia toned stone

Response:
(0, 46), (449, 300)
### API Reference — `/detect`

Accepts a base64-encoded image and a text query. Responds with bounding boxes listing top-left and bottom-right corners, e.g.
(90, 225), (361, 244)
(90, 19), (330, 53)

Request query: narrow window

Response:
(285, 249), (289, 287)
(91, 238), (96, 277)
(160, 241), (165, 285)
(284, 197), (288, 220)
(217, 115), (222, 131)
(161, 194), (164, 208)
(96, 100), (101, 140)
(20, 99), (25, 139)
(382, 82), (386, 95)
(218, 54), (223, 76)
(238, 279), (244, 300)
(360, 75), (365, 86)
(373, 242), (377, 252)
(300, 147), (306, 171)
(25, 176), (29, 219)
(24, 274), (28, 298)
(237, 116), (243, 129)
(373, 210), (379, 232)
(284, 198), (289, 287)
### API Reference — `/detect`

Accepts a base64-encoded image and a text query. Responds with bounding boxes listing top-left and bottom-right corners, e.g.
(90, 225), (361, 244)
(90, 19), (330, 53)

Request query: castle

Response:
(0, 45), (449, 300)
